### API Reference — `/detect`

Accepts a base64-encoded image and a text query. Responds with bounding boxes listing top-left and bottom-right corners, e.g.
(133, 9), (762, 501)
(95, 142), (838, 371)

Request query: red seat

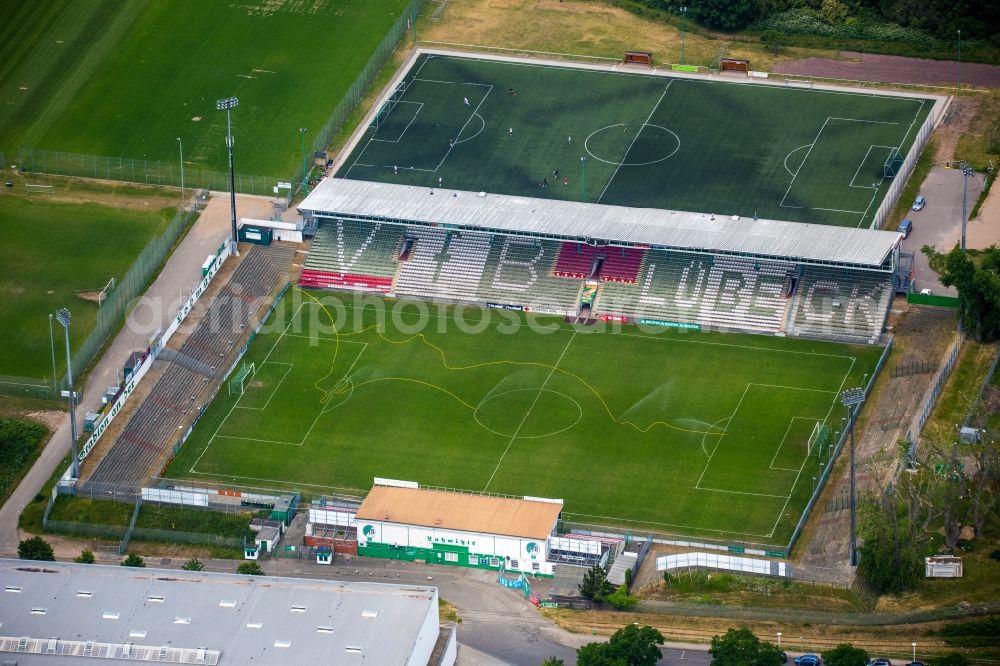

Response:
(299, 269), (393, 292)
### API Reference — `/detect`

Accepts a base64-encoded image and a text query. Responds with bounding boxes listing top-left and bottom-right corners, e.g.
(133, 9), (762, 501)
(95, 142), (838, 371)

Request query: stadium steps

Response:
(593, 251), (794, 332)
(479, 236), (583, 314)
(394, 228), (493, 301)
(789, 266), (893, 343)
(299, 219), (403, 293)
(554, 242), (645, 283)
(82, 246), (286, 491)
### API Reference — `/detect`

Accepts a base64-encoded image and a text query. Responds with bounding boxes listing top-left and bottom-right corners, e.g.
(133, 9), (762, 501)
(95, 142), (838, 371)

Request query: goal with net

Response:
(806, 421), (831, 458)
(371, 81), (408, 130)
(229, 362), (256, 396)
(883, 148), (904, 178)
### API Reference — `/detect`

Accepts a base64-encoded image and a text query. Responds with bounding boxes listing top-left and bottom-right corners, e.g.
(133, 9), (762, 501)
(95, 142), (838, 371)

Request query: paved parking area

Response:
(899, 166), (985, 295)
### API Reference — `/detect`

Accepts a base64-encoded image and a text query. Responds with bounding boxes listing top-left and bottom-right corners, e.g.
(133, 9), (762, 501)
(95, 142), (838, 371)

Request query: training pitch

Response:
(338, 53), (935, 227)
(0, 0), (409, 175)
(167, 288), (883, 545)
(0, 196), (168, 379)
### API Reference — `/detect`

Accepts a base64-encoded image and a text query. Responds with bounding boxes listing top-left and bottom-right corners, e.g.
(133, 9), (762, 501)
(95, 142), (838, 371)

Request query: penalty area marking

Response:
(234, 361), (293, 412)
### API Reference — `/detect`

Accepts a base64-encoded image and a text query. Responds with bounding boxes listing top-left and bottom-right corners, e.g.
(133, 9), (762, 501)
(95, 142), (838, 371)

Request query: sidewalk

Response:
(0, 195), (276, 555)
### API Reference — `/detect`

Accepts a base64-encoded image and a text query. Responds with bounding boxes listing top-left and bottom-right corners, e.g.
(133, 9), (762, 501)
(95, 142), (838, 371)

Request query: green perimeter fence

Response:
(0, 207), (198, 401)
(907, 291), (960, 308)
(16, 148), (281, 199)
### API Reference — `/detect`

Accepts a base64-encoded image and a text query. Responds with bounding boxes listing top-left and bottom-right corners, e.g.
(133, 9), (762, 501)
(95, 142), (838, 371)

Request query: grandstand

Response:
(80, 245), (295, 492)
(298, 179), (900, 343)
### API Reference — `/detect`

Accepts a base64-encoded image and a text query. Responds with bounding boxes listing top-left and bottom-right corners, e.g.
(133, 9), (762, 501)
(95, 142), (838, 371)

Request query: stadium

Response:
(80, 49), (945, 555)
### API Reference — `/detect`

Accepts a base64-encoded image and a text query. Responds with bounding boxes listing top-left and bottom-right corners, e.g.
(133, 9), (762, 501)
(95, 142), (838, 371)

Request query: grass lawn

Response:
(338, 53), (934, 227)
(0, 195), (170, 379)
(0, 0), (409, 176)
(166, 287), (883, 546)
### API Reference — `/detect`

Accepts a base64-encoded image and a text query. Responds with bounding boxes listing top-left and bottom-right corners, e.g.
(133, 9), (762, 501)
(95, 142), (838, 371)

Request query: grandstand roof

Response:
(299, 178), (901, 269)
(0, 558), (442, 665)
(356, 485), (563, 539)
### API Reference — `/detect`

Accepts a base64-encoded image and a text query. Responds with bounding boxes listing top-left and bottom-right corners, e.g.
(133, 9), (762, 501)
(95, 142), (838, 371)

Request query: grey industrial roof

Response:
(299, 178), (901, 268)
(0, 558), (438, 665)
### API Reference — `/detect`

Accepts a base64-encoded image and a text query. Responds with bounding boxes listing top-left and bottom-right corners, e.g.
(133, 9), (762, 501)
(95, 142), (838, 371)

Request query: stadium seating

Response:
(789, 266), (894, 342)
(300, 220), (403, 293)
(83, 245), (295, 492)
(393, 227), (493, 300)
(478, 237), (583, 314)
(554, 242), (645, 282)
(594, 251), (795, 332)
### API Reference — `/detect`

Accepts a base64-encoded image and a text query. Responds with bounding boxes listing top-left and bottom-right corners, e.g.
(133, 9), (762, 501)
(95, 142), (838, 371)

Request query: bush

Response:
(237, 561), (264, 576)
(18, 536), (54, 561)
(121, 553), (145, 567)
(181, 558), (204, 571)
(606, 583), (640, 610)
(73, 548), (95, 564)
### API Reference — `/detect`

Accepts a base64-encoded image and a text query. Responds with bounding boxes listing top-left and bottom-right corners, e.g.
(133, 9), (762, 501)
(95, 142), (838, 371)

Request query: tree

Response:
(577, 643), (626, 666)
(822, 644), (870, 666)
(691, 0), (756, 31)
(18, 536), (54, 561)
(605, 583), (640, 610)
(577, 624), (665, 666)
(579, 564), (612, 601)
(121, 553), (145, 567)
(237, 561), (264, 575)
(924, 245), (1000, 342)
(73, 548), (95, 564)
(181, 558), (204, 571)
(541, 658), (566, 666)
(709, 627), (784, 666)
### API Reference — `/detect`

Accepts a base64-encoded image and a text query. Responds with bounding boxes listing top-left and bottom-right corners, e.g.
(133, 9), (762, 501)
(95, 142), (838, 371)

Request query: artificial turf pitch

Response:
(167, 288), (884, 545)
(339, 54), (934, 228)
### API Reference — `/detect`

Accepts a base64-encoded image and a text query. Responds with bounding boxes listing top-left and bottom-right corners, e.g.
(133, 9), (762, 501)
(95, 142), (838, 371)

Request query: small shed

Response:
(123, 351), (145, 382)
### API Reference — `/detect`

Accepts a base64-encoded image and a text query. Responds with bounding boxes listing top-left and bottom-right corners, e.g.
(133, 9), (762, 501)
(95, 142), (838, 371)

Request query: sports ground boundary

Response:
(331, 46), (948, 231)
(158, 292), (894, 554)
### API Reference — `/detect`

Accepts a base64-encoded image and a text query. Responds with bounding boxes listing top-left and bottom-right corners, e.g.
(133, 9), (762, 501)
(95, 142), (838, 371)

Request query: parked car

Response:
(780, 652), (788, 663)
(899, 218), (913, 238)
(868, 659), (893, 666)
(912, 195), (926, 211)
(905, 662), (926, 666)
(795, 655), (821, 666)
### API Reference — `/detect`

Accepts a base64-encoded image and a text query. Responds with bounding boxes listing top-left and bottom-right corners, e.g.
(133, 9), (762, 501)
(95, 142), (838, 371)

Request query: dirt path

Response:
(933, 97), (981, 162)
(772, 51), (1000, 88)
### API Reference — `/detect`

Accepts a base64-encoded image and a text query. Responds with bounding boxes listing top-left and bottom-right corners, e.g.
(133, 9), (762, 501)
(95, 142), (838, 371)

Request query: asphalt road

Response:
(900, 166), (985, 296)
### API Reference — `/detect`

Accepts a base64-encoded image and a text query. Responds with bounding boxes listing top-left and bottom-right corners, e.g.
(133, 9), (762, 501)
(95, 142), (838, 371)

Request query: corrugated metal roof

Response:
(356, 486), (563, 540)
(0, 559), (437, 665)
(299, 178), (900, 268)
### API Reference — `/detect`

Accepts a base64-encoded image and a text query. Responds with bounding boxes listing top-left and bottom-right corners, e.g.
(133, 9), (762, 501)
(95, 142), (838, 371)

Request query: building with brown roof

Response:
(354, 479), (563, 576)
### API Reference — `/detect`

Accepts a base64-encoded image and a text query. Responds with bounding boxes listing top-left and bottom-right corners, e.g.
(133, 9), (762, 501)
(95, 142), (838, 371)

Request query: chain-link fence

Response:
(0, 375), (57, 400)
(15, 148), (280, 198)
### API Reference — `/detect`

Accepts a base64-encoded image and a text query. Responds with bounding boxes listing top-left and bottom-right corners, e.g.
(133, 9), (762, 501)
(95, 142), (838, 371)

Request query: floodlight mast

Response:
(56, 308), (80, 478)
(841, 387), (866, 567)
(960, 162), (974, 251)
(216, 96), (240, 255)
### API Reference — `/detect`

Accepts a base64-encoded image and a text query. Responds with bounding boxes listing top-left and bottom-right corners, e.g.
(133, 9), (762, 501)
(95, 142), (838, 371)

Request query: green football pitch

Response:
(338, 54), (934, 227)
(167, 288), (884, 545)
(0, 0), (408, 175)
(0, 196), (169, 379)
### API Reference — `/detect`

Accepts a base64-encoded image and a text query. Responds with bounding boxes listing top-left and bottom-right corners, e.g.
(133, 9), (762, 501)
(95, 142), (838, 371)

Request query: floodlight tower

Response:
(679, 6), (688, 65)
(176, 137), (185, 207)
(216, 96), (240, 255)
(960, 162), (974, 251)
(299, 128), (309, 195)
(841, 387), (866, 566)
(56, 308), (80, 479)
(580, 156), (587, 202)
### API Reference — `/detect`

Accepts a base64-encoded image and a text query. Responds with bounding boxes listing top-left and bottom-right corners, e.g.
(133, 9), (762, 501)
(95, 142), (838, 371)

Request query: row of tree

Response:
(545, 625), (973, 665)
(631, 0), (997, 42)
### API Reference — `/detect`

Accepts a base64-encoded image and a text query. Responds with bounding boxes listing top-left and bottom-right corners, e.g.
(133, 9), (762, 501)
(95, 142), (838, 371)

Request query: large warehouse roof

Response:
(356, 486), (563, 540)
(0, 559), (444, 665)
(299, 178), (901, 268)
